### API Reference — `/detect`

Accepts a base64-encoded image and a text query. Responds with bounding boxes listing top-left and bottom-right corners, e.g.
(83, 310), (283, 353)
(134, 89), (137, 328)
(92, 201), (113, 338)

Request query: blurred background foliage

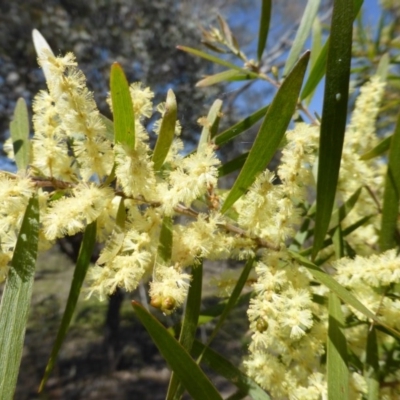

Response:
(1, 0), (400, 146)
(352, 1), (400, 133)
(0, 0), (328, 149)
(0, 0), (219, 144)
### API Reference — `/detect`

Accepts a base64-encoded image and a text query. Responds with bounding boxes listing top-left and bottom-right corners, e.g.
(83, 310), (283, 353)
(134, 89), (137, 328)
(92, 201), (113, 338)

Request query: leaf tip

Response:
(111, 61), (122, 70)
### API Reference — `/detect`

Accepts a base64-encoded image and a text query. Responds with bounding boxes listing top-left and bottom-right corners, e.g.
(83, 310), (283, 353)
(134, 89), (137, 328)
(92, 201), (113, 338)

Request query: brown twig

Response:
(174, 204), (280, 251)
(32, 177), (75, 190)
(365, 185), (381, 212)
(28, 174), (280, 251)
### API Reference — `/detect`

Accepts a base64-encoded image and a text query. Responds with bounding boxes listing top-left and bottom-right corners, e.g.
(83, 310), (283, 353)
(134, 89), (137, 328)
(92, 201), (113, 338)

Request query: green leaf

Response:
(197, 292), (253, 326)
(374, 12), (386, 54)
(110, 62), (135, 149)
(166, 264), (203, 400)
(214, 105), (269, 147)
(365, 326), (380, 400)
(291, 217), (312, 250)
(218, 152), (248, 177)
(327, 292), (349, 400)
(99, 114), (114, 142)
(257, 0), (272, 61)
(312, 215), (372, 260)
(300, 36), (328, 100)
(360, 135), (391, 161)
(180, 264), (202, 348)
(376, 53), (390, 81)
(177, 46), (259, 80)
(191, 341), (271, 400)
(301, 214), (373, 257)
(289, 251), (400, 338)
(197, 70), (252, 87)
(332, 224), (344, 259)
(152, 89), (178, 171)
(341, 215), (373, 238)
(312, 0), (354, 258)
(283, 0), (320, 77)
(132, 302), (223, 400)
(39, 221), (97, 392)
(355, 10), (368, 55)
(198, 99), (223, 149)
(10, 98), (30, 171)
(305, 17), (323, 105)
(101, 163), (117, 188)
(0, 196), (39, 400)
(156, 216), (173, 265)
(225, 390), (250, 400)
(380, 112), (400, 250)
(187, 104), (268, 160)
(115, 196), (126, 228)
(329, 187), (363, 230)
(300, 0), (364, 100)
(310, 17), (322, 72)
(221, 51), (310, 213)
(201, 258), (254, 354)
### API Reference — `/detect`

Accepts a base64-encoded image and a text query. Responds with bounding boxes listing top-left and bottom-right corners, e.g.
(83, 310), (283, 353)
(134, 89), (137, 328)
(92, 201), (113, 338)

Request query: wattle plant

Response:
(1, 1), (400, 399)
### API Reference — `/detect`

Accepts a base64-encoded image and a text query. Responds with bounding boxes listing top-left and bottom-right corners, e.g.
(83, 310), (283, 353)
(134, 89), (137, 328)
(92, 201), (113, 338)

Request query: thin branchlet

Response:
(30, 175), (280, 251)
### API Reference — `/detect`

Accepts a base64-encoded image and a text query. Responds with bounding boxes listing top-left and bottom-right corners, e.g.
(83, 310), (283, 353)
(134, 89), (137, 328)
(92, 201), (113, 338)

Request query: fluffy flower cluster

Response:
(337, 76), (386, 254)
(1, 31), (400, 399)
(242, 124), (333, 399)
(335, 249), (400, 333)
(1, 35), (249, 313)
(0, 174), (35, 280)
(235, 123), (319, 247)
(34, 50), (114, 181)
(243, 77), (398, 400)
(335, 250), (400, 399)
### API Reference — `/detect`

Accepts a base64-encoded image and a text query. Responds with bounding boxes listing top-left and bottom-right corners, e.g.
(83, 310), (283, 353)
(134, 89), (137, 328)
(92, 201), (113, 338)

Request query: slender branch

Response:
(365, 185), (381, 212)
(298, 102), (320, 126)
(174, 204), (280, 251)
(30, 175), (280, 251)
(32, 177), (74, 190)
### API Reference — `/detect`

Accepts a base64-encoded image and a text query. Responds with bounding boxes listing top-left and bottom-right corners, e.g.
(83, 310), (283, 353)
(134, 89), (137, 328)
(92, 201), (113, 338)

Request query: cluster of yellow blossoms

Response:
(1, 30), (400, 399)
